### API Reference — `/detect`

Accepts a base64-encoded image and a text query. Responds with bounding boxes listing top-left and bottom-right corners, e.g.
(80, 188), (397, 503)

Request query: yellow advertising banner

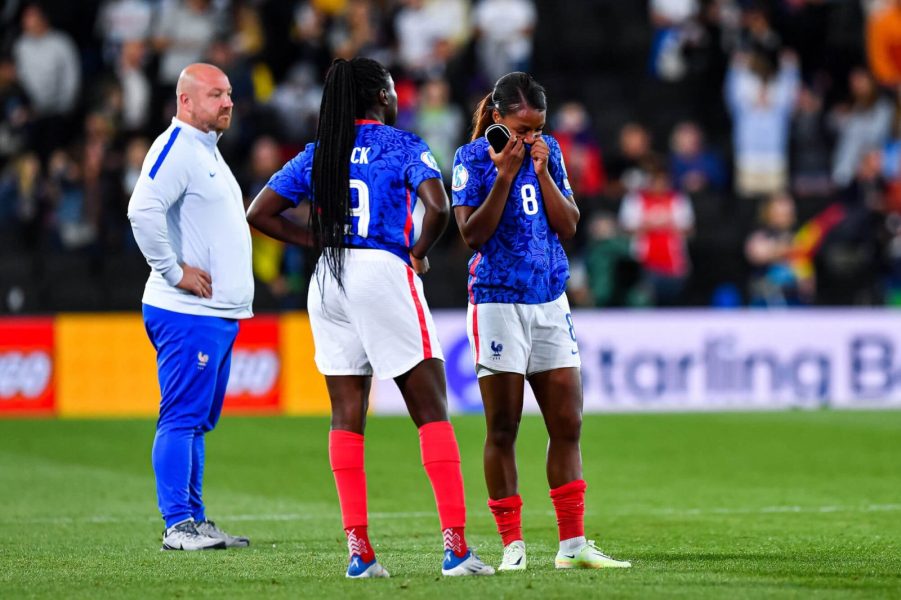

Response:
(280, 312), (330, 415)
(48, 312), (329, 418)
(56, 314), (159, 417)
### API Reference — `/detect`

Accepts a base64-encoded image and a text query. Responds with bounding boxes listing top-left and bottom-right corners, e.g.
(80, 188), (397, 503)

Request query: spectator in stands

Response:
(648, 0), (700, 82)
(268, 62), (322, 144)
(82, 110), (129, 253)
(0, 153), (42, 244)
(472, 0), (536, 83)
(329, 0), (383, 62)
(153, 0), (220, 89)
(121, 136), (149, 199)
(13, 3), (81, 161)
(619, 157), (694, 306)
(882, 215), (901, 304)
(242, 136), (306, 308)
(725, 48), (799, 197)
(745, 191), (806, 306)
(414, 78), (464, 179)
(230, 1), (265, 58)
(95, 0), (153, 66)
(668, 120), (726, 194)
(582, 211), (645, 307)
(204, 35), (260, 158)
(605, 122), (654, 198)
(790, 85), (833, 199)
(0, 55), (32, 169)
(116, 40), (152, 135)
(46, 148), (98, 251)
(819, 150), (885, 305)
(867, 0), (901, 87)
(288, 2), (332, 81)
(551, 102), (606, 201)
(739, 4), (781, 61)
(394, 0), (468, 80)
(830, 67), (894, 187)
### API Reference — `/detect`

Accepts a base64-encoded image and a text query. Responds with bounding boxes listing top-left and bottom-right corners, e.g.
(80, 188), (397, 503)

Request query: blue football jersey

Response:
(452, 135), (574, 304)
(266, 120), (443, 262)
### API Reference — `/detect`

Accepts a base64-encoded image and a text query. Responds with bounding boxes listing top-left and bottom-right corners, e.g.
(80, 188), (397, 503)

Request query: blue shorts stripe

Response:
(149, 127), (181, 180)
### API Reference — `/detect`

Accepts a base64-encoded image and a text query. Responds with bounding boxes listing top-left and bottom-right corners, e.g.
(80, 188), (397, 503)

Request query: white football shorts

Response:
(466, 292), (582, 378)
(307, 249), (444, 379)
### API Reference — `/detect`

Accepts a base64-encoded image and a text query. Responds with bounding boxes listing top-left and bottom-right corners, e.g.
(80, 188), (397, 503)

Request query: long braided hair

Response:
(471, 72), (547, 141)
(312, 57), (391, 287)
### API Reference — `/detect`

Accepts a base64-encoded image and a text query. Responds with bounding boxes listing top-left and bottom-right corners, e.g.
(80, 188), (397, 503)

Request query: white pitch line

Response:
(648, 503), (901, 517)
(4, 504), (900, 526)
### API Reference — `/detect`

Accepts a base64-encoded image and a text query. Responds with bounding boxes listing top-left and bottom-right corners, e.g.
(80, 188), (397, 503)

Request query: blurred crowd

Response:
(2, 0), (901, 312)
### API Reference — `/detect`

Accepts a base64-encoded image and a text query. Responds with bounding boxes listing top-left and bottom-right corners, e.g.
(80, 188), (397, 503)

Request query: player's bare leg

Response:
(529, 367), (583, 488)
(531, 367), (630, 570)
(395, 359), (494, 576)
(327, 375), (370, 433)
(394, 358), (448, 426)
(480, 372), (527, 570)
(480, 372), (526, 498)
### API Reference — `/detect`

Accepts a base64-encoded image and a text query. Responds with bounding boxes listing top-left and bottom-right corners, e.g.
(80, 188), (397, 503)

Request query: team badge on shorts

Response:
(452, 164), (469, 191)
(490, 340), (503, 360)
(421, 151), (440, 172)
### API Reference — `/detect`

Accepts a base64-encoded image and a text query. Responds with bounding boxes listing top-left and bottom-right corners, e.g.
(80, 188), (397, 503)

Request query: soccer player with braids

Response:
(452, 72), (632, 571)
(246, 57), (494, 578)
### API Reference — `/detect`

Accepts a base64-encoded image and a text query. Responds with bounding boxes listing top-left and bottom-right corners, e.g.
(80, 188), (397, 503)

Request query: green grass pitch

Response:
(1, 411), (899, 598)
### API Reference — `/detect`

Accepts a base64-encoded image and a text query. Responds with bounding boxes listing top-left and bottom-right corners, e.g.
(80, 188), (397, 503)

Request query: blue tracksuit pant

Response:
(143, 304), (239, 527)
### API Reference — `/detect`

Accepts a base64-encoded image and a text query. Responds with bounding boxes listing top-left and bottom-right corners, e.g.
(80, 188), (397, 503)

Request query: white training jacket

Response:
(127, 117), (254, 319)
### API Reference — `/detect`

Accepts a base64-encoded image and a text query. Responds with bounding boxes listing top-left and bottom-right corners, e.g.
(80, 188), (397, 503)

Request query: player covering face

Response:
(246, 57), (493, 578)
(452, 72), (631, 571)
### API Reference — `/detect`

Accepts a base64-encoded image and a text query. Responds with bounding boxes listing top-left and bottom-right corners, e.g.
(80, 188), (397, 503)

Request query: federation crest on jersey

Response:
(420, 151), (440, 172)
(452, 164), (469, 191)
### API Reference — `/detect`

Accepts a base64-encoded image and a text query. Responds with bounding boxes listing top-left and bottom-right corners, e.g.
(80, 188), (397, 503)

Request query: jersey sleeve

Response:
(547, 136), (574, 198)
(266, 144), (314, 206)
(451, 145), (483, 207)
(404, 135), (443, 191)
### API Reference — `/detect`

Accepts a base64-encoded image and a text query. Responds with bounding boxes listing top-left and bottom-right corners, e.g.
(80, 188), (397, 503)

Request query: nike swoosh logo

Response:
(561, 553), (575, 559)
(209, 171), (216, 177)
(571, 350), (579, 355)
(512, 557), (522, 565)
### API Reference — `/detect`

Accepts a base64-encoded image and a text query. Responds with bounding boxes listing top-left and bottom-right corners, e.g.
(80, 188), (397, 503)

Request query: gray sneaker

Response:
(195, 520), (250, 548)
(161, 519), (226, 551)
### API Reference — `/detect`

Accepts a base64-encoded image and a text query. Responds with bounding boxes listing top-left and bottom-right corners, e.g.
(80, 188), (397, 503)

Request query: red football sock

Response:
(487, 494), (523, 546)
(344, 526), (375, 563)
(328, 429), (372, 559)
(550, 479), (587, 541)
(419, 420), (468, 557)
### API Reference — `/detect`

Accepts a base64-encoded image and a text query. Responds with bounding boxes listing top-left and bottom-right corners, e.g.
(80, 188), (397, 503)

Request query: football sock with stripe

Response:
(328, 429), (373, 561)
(419, 420), (468, 557)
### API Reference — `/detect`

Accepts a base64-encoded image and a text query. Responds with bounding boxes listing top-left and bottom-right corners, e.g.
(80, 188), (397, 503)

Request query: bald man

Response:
(128, 64), (253, 551)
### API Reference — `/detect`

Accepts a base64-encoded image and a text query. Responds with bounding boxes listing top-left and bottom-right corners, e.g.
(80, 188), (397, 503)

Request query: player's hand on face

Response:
(530, 136), (550, 175)
(488, 133), (526, 180)
(176, 263), (213, 298)
(410, 254), (430, 275)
